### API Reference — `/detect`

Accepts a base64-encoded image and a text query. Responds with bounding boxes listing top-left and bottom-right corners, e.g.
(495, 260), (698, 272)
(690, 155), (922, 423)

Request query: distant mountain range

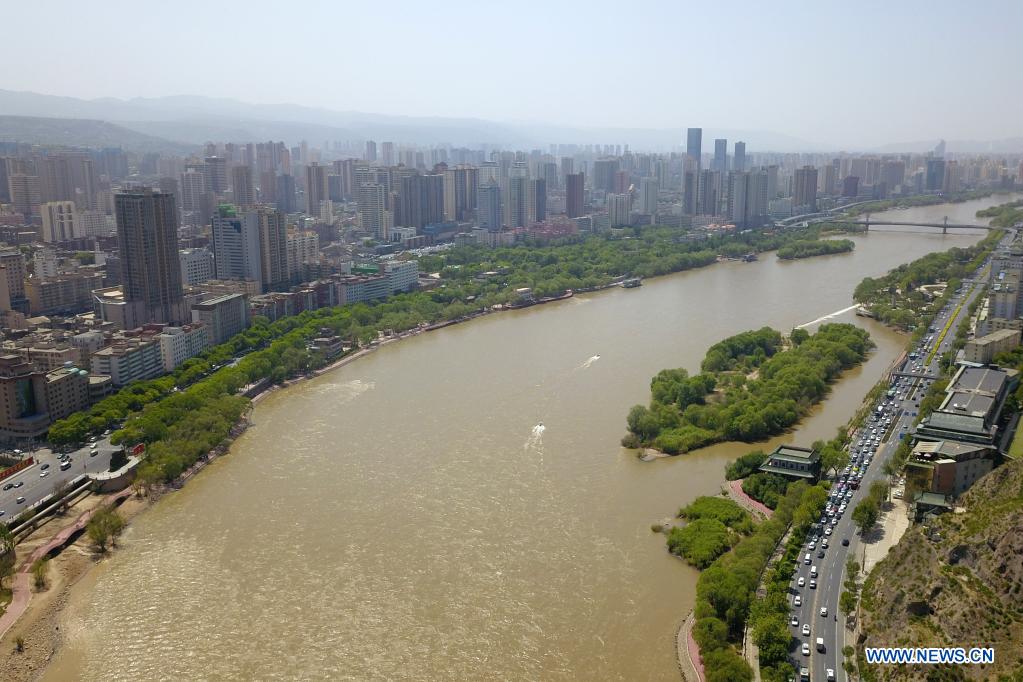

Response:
(1, 89), (1018, 154)
(0, 89), (817, 152)
(872, 138), (1023, 154)
(0, 115), (194, 155)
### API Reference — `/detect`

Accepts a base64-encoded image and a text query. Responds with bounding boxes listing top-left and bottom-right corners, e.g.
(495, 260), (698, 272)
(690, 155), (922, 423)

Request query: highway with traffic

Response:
(788, 245), (997, 681)
(0, 436), (119, 524)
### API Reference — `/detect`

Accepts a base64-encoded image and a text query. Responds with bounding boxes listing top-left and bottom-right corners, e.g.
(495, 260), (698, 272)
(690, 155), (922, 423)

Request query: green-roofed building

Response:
(758, 444), (821, 482)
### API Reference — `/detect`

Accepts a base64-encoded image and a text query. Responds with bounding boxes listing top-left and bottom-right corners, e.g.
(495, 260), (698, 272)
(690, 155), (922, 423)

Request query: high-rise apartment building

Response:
(8, 173), (41, 218)
(926, 158), (946, 191)
(607, 193), (631, 228)
(305, 163), (328, 215)
(113, 188), (187, 326)
(358, 183), (388, 240)
(793, 166), (818, 212)
(528, 178), (547, 224)
(365, 140), (378, 162)
(232, 165), (256, 207)
(204, 157), (228, 194)
(592, 158), (619, 193)
(478, 181), (502, 230)
(442, 166), (478, 222)
(713, 139), (728, 172)
(506, 176), (529, 228)
(566, 172), (585, 218)
(40, 201), (78, 242)
(639, 177), (659, 215)
(40, 153), (97, 209)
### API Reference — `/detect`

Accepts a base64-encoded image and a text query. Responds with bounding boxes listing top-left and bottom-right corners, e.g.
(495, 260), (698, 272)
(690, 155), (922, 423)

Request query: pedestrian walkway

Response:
(677, 610), (705, 682)
(0, 488), (130, 640)
(726, 479), (773, 519)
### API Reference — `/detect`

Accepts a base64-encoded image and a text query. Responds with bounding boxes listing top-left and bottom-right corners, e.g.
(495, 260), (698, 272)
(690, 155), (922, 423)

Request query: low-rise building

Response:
(758, 445), (821, 482)
(963, 328), (1021, 364)
(158, 323), (210, 372)
(914, 365), (1019, 447)
(905, 439), (996, 499)
(191, 293), (250, 345)
(26, 271), (106, 315)
(90, 335), (163, 387)
(0, 354), (90, 441)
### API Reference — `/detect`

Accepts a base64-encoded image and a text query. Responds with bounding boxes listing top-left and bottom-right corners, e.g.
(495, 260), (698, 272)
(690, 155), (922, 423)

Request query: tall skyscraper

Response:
(381, 142), (395, 166)
(686, 128), (703, 168)
(478, 181), (502, 230)
(793, 166), (818, 211)
(114, 188), (187, 326)
(926, 158), (946, 191)
(566, 172), (585, 218)
(733, 142), (746, 173)
(232, 166), (256, 207)
(683, 170), (699, 215)
(528, 178), (547, 224)
(365, 140), (378, 162)
(713, 139), (728, 172)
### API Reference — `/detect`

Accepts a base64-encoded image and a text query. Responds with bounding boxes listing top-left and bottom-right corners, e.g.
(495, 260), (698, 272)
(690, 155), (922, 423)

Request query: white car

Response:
(820, 607), (828, 618)
(809, 578), (817, 589)
(798, 576), (805, 587)
(827, 669), (836, 680)
(790, 615), (799, 627)
(794, 595), (802, 607)
(801, 643), (810, 656)
(802, 624), (810, 636)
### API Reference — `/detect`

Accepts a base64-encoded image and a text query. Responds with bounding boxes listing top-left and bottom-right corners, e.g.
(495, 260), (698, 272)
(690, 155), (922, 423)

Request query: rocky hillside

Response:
(859, 460), (1023, 680)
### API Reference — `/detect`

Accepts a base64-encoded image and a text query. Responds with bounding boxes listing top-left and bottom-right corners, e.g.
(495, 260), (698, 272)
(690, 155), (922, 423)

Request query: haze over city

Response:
(1, 4), (1023, 682)
(2, 0), (1023, 149)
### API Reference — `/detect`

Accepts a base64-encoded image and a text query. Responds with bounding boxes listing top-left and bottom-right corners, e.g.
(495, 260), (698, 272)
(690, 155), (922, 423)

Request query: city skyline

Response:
(1, 1), (1022, 149)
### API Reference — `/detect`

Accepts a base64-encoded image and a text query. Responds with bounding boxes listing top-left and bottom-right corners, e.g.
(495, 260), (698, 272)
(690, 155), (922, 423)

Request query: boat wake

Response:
(525, 422), (545, 451)
(578, 354), (601, 369)
(796, 304), (859, 329)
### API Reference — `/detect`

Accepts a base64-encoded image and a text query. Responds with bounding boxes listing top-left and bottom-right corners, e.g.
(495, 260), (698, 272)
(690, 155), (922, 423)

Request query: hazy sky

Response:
(3, 0), (1021, 148)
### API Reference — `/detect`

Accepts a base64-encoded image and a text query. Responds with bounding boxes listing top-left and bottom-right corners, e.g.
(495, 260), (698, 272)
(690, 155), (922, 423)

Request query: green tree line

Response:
(776, 239), (854, 260)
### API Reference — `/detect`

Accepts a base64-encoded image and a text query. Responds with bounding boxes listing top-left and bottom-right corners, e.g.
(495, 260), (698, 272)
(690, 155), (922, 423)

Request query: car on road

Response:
(40, 463), (49, 470)
(797, 576), (805, 587)
(13, 481), (23, 488)
(809, 579), (817, 589)
(842, 537), (850, 546)
(801, 624), (810, 636)
(39, 470), (48, 478)
(826, 668), (836, 680)
(820, 607), (828, 618)
(801, 643), (810, 656)
(817, 550), (825, 559)
(2, 483), (12, 491)
(0, 510), (5, 517)
(16, 496), (25, 503)
(794, 595), (802, 607)
(790, 615), (799, 627)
